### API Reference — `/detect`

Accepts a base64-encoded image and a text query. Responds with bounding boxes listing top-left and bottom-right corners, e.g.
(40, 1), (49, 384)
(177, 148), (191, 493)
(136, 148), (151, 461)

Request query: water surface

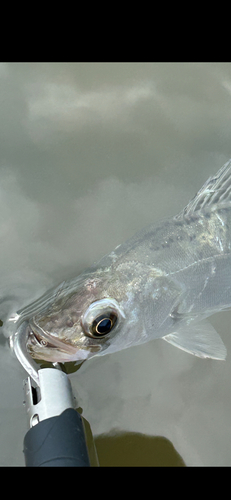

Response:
(1, 62), (231, 465)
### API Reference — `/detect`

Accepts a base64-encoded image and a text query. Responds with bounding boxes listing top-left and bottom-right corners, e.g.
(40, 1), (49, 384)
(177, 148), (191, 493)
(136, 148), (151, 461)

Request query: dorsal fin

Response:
(179, 158), (231, 218)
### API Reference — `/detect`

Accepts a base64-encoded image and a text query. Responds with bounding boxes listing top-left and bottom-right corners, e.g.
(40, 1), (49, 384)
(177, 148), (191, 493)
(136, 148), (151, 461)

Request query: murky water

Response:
(1, 63), (231, 465)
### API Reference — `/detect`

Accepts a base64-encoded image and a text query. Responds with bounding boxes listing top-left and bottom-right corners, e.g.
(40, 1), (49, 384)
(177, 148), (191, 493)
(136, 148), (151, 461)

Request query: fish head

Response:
(24, 260), (177, 363)
(25, 267), (140, 363)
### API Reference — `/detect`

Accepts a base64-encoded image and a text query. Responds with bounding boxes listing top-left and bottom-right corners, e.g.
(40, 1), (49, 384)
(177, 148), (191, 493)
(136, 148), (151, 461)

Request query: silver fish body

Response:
(14, 159), (231, 362)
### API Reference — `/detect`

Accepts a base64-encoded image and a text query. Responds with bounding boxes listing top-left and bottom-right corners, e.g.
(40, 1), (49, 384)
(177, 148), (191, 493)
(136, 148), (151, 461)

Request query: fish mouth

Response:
(27, 318), (102, 362)
(28, 318), (78, 356)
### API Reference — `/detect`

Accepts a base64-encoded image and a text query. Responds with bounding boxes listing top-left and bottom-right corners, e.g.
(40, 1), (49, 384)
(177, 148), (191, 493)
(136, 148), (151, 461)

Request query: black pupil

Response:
(97, 318), (112, 334)
(91, 313), (117, 337)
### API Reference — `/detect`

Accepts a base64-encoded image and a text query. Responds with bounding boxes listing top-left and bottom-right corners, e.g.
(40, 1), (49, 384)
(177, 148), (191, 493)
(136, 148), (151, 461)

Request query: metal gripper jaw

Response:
(9, 321), (75, 428)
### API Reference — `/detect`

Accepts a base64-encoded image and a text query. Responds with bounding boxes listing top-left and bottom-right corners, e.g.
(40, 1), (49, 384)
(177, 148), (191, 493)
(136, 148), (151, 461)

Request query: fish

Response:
(12, 158), (231, 363)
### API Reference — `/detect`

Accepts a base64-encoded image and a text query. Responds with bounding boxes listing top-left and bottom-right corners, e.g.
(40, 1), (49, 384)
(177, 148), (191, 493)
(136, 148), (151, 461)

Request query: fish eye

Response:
(81, 298), (124, 339)
(91, 313), (117, 337)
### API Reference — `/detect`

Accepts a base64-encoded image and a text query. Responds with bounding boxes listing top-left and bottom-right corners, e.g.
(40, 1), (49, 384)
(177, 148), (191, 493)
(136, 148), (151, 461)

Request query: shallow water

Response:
(1, 62), (231, 465)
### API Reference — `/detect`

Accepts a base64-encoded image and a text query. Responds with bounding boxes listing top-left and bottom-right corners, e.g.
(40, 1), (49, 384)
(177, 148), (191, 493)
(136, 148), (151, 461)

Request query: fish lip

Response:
(29, 318), (78, 355)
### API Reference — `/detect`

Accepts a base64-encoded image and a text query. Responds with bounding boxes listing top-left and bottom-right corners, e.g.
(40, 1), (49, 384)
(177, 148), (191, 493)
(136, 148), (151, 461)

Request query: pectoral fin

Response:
(162, 320), (227, 360)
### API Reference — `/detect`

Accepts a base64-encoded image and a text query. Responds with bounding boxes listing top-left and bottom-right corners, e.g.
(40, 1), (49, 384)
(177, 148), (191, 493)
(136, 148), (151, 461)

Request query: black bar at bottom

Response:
(23, 408), (90, 467)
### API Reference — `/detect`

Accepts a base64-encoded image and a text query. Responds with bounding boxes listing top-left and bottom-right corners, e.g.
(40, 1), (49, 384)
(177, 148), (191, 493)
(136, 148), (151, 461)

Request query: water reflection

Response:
(2, 63), (231, 466)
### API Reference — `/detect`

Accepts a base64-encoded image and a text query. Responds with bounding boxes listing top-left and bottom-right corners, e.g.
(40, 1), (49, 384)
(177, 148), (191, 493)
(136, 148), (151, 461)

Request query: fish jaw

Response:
(26, 319), (103, 363)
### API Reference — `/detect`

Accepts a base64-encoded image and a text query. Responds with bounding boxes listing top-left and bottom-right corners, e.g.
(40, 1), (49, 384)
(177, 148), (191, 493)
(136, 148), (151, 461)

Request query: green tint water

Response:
(94, 433), (185, 467)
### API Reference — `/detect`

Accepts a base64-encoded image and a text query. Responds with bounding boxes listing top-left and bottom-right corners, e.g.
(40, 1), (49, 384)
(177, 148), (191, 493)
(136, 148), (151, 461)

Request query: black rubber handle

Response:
(23, 408), (90, 467)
